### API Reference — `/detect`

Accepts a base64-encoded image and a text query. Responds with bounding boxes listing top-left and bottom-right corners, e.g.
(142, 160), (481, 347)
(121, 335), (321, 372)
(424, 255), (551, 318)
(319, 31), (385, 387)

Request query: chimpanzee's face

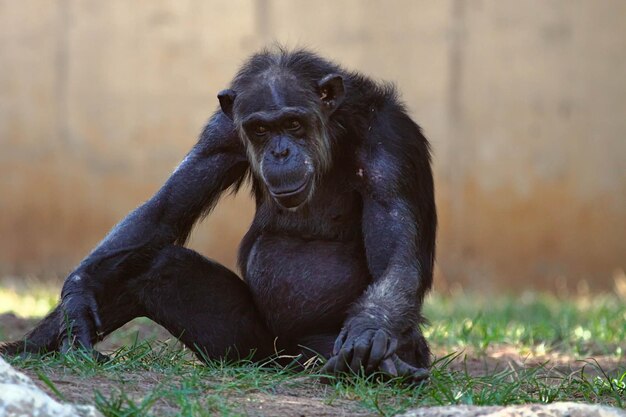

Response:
(218, 71), (344, 210)
(239, 104), (320, 209)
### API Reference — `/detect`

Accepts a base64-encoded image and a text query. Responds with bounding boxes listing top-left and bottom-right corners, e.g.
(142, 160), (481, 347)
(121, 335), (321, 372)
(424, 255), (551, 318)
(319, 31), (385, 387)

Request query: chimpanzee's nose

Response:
(271, 147), (290, 160)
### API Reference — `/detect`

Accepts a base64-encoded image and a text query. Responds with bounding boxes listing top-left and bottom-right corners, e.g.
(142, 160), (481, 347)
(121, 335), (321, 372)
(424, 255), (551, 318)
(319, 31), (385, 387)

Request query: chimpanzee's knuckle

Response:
(354, 337), (369, 350)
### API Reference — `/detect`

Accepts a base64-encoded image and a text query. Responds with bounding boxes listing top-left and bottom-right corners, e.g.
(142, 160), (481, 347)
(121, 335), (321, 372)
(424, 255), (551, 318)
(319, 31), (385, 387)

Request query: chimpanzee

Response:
(1, 48), (436, 381)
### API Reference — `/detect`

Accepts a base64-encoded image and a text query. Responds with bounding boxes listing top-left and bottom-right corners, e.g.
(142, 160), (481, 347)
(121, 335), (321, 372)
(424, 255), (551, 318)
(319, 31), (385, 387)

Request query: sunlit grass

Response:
(423, 291), (626, 358)
(1, 277), (625, 415)
(0, 278), (58, 317)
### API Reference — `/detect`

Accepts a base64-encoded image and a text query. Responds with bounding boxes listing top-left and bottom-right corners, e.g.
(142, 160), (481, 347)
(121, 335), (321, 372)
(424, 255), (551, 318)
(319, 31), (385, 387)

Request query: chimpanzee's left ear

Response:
(318, 74), (345, 114)
(217, 89), (237, 120)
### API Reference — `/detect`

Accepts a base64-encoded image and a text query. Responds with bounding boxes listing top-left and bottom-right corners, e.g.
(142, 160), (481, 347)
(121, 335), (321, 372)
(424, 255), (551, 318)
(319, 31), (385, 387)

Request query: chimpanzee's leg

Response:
(90, 245), (272, 361)
(125, 245), (274, 362)
(0, 246), (272, 360)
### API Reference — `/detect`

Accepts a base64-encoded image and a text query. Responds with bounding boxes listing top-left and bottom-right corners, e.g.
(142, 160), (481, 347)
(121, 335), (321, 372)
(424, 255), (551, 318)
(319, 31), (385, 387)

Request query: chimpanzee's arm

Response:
(60, 110), (248, 350)
(323, 106), (436, 380)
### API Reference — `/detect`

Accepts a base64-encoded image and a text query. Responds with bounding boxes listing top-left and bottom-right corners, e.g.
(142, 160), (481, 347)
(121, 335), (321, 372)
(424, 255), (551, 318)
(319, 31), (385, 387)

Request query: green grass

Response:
(8, 342), (626, 416)
(423, 292), (626, 357)
(0, 277), (59, 317)
(1, 282), (625, 416)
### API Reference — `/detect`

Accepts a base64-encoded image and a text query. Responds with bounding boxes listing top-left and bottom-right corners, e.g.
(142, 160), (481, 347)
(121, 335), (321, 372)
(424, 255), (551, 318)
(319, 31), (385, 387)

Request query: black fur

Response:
(1, 48), (436, 381)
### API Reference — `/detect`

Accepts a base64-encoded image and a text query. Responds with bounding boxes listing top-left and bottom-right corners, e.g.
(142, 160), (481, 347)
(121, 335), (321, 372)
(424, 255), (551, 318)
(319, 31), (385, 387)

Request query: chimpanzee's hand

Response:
(321, 322), (428, 383)
(58, 272), (103, 353)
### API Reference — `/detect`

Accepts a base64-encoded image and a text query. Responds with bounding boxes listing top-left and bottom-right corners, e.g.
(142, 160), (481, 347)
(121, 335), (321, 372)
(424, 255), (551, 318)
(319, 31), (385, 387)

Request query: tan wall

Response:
(0, 0), (624, 291)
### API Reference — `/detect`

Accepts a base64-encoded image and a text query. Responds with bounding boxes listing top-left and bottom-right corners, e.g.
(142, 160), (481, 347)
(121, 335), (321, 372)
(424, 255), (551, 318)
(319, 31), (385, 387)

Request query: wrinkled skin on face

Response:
(244, 113), (317, 209)
(218, 71), (344, 209)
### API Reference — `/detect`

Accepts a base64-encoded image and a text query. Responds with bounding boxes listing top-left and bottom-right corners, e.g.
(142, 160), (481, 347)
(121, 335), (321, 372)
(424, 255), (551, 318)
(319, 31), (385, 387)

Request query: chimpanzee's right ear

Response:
(217, 89), (236, 120)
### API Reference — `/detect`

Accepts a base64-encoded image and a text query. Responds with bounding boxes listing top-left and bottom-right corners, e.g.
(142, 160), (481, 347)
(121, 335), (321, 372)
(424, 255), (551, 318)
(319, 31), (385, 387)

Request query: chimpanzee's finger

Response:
(60, 324), (93, 352)
(61, 325), (92, 352)
(77, 322), (94, 349)
(379, 357), (398, 377)
(87, 295), (102, 333)
(59, 299), (96, 353)
(392, 355), (429, 382)
(384, 337), (398, 358)
(349, 331), (374, 371)
(332, 341), (355, 373)
(92, 350), (112, 363)
(366, 330), (389, 373)
(60, 336), (73, 354)
(321, 356), (338, 375)
(332, 329), (347, 356)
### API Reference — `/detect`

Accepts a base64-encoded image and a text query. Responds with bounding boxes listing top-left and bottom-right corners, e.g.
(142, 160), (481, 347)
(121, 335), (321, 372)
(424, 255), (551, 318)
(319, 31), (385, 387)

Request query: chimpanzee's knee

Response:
(132, 245), (273, 361)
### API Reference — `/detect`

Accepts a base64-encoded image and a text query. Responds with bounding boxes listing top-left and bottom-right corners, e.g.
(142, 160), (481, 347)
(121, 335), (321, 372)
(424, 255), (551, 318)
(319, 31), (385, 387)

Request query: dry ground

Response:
(2, 313), (624, 416)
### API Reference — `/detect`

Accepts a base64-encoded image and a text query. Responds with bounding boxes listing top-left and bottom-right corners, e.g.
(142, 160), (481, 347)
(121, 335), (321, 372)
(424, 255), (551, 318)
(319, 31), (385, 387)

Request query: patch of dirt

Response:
(25, 368), (183, 416)
(0, 313), (39, 341)
(19, 369), (373, 417)
(434, 345), (625, 378)
(241, 392), (372, 417)
(2, 314), (625, 417)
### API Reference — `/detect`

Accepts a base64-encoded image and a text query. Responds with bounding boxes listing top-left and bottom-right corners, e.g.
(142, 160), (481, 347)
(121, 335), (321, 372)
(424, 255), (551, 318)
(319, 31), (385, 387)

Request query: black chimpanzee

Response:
(1, 48), (436, 381)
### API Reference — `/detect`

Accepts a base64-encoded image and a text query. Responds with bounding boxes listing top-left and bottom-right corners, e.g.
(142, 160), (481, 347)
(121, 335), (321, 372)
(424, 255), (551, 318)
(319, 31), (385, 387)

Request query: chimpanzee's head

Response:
(217, 69), (344, 210)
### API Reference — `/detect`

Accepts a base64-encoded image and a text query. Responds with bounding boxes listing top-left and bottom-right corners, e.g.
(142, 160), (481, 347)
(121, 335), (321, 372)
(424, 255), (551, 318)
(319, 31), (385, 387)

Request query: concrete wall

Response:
(0, 0), (624, 291)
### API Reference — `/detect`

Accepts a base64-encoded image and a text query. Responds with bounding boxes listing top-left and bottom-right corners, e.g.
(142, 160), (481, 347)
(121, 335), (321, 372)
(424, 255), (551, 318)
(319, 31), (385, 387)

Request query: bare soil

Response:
(1, 313), (624, 417)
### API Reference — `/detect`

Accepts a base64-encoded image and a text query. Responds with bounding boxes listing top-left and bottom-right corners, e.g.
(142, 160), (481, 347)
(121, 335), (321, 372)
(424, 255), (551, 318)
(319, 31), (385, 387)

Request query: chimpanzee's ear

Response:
(318, 74), (345, 114)
(217, 89), (236, 120)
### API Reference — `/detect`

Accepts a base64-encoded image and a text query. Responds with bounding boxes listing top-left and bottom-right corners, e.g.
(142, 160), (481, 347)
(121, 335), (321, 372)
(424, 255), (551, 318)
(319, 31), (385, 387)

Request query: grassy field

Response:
(0, 278), (624, 416)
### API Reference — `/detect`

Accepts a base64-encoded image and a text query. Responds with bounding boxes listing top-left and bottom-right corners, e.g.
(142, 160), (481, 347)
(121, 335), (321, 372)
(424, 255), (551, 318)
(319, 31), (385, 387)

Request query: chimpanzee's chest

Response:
(244, 233), (370, 339)
(241, 187), (371, 339)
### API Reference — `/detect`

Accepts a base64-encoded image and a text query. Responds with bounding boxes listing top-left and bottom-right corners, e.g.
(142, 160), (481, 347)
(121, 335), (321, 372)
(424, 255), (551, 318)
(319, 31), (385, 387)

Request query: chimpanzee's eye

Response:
(254, 125), (269, 136)
(286, 119), (301, 131)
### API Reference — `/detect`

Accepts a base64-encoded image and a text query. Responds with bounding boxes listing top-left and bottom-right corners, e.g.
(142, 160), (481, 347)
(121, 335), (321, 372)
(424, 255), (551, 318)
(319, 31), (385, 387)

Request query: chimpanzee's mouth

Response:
(269, 177), (313, 209)
(270, 180), (308, 197)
